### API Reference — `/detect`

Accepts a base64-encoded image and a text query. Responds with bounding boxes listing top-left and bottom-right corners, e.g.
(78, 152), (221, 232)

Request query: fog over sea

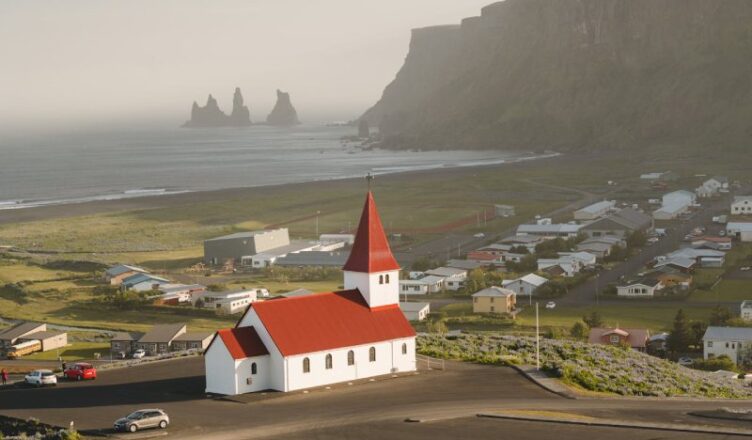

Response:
(0, 125), (544, 210)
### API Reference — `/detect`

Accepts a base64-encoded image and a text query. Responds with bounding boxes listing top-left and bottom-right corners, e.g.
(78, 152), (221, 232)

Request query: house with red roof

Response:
(204, 192), (416, 395)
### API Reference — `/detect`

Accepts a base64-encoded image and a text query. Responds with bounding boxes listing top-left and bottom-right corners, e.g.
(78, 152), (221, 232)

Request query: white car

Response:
(545, 301), (556, 309)
(473, 233), (485, 238)
(741, 267), (751, 272)
(25, 369), (57, 387)
(678, 357), (694, 366)
(132, 349), (146, 359)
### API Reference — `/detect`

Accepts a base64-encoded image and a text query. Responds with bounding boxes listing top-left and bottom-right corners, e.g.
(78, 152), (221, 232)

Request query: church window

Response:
(325, 354), (333, 369)
(369, 346), (376, 362)
(303, 357), (310, 373)
(385, 274), (390, 283)
(379, 275), (384, 285)
(401, 343), (407, 355)
(251, 362), (257, 375)
(347, 350), (354, 366)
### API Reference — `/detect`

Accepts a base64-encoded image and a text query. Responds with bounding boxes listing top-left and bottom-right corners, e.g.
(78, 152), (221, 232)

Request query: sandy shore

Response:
(0, 153), (572, 226)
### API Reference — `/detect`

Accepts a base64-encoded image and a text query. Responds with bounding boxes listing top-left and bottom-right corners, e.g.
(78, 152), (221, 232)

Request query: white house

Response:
(702, 327), (752, 365)
(399, 280), (428, 295)
(425, 267), (468, 291)
(573, 200), (615, 220)
(696, 177), (728, 198)
(732, 196), (752, 216)
(653, 190), (696, 220)
(204, 192), (416, 395)
(517, 223), (583, 238)
(727, 222), (752, 242)
(616, 278), (663, 297)
(741, 301), (752, 322)
(501, 273), (548, 298)
(400, 302), (430, 321)
(196, 289), (260, 314)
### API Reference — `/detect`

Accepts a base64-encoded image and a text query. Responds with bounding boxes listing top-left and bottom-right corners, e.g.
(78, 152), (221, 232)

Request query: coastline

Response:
(0, 152), (568, 226)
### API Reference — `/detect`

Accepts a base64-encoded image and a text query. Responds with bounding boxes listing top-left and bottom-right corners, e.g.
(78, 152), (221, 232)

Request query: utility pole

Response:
(595, 273), (600, 307)
(315, 210), (320, 238)
(535, 302), (540, 371)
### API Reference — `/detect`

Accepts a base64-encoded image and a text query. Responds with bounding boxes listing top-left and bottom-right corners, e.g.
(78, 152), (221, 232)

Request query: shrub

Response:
(691, 355), (737, 373)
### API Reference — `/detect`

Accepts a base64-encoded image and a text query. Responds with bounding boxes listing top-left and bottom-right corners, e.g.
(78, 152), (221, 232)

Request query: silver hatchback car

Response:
(114, 409), (169, 433)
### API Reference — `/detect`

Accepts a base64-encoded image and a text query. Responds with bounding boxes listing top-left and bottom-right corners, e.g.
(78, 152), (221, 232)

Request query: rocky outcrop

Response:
(363, 0), (752, 152)
(183, 88), (251, 127)
(266, 89), (300, 126)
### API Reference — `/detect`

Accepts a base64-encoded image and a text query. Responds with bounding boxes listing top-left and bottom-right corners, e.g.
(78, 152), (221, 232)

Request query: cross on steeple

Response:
(366, 173), (374, 191)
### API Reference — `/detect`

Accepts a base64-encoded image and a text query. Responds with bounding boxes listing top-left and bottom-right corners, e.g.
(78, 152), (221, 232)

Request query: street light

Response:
(315, 210), (321, 237)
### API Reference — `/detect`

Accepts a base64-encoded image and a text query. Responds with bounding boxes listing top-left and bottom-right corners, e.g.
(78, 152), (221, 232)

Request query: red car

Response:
(64, 363), (97, 381)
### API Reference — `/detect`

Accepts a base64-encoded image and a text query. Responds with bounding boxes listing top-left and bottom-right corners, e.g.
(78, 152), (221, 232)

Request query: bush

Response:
(690, 355), (737, 373)
(570, 321), (588, 340)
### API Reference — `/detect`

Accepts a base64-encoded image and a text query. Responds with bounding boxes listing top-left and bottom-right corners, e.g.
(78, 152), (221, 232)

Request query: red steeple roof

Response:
(343, 192), (401, 273)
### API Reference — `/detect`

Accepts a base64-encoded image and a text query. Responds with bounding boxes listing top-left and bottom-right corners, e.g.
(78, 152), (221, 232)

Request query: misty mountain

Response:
(362, 0), (752, 152)
(266, 89), (301, 126)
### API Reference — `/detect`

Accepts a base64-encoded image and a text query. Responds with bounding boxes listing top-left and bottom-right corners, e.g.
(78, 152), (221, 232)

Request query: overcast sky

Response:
(0, 0), (492, 132)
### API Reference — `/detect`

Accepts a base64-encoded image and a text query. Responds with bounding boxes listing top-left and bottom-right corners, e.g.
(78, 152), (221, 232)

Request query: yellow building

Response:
(472, 287), (516, 314)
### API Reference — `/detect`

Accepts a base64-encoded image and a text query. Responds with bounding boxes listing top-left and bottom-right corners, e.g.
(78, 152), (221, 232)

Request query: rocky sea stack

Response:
(183, 87), (252, 127)
(363, 0), (752, 153)
(266, 89), (301, 126)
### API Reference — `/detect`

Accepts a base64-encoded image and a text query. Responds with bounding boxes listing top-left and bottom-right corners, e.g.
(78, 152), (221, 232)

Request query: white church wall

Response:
(235, 355), (271, 393)
(237, 308), (286, 391)
(344, 269), (400, 308)
(204, 340), (238, 395)
(284, 337), (416, 392)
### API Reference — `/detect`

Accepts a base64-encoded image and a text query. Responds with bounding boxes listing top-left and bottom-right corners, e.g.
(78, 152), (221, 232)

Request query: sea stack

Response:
(182, 88), (252, 127)
(266, 89), (300, 126)
(229, 87), (252, 126)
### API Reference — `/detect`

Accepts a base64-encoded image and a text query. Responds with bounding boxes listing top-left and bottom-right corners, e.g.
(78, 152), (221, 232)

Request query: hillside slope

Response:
(363, 0), (752, 152)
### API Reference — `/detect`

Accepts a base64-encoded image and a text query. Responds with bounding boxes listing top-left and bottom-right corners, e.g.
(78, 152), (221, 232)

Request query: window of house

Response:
(707, 341), (713, 348)
(251, 362), (257, 375)
(610, 335), (620, 344)
(473, 297), (478, 303)
(325, 354), (333, 369)
(347, 350), (354, 366)
(385, 274), (390, 284)
(369, 346), (376, 362)
(490, 297), (494, 303)
(402, 343), (407, 355)
(379, 275), (384, 285)
(490, 306), (495, 312)
(303, 357), (310, 373)
(726, 342), (729, 348)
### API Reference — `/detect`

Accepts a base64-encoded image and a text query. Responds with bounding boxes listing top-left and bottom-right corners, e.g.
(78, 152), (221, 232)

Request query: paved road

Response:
(0, 357), (748, 439)
(561, 195), (732, 306)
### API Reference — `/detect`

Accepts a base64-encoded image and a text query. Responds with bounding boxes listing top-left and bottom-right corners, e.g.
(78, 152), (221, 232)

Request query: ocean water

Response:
(0, 125), (539, 210)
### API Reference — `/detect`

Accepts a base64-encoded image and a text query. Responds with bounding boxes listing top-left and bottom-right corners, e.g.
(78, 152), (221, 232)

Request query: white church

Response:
(204, 191), (417, 395)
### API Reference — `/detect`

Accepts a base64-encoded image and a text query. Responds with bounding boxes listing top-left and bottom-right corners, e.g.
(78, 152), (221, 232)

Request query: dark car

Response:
(114, 409), (170, 433)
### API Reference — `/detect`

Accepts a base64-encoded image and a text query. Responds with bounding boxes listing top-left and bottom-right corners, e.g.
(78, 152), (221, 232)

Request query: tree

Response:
(537, 280), (567, 298)
(506, 254), (537, 273)
(709, 306), (732, 326)
(570, 321), (589, 340)
(604, 244), (628, 262)
(582, 311), (604, 328)
(626, 230), (647, 249)
(509, 245), (530, 254)
(689, 320), (708, 349)
(667, 309), (692, 354)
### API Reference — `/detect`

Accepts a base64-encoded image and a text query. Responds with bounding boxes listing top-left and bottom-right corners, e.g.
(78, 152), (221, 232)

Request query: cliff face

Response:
(183, 87), (251, 127)
(266, 89), (301, 126)
(363, 0), (752, 151)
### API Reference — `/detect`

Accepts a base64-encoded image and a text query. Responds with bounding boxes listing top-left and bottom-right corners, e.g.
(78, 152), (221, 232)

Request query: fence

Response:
(416, 354), (445, 371)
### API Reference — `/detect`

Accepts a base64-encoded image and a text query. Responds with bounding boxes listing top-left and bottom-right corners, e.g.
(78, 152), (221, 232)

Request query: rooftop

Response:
(204, 229), (287, 242)
(211, 327), (268, 360)
(138, 323), (186, 343)
(703, 326), (752, 341)
(0, 322), (45, 341)
(244, 290), (415, 356)
(399, 302), (430, 312)
(173, 331), (214, 342)
(425, 267), (467, 277)
(472, 286), (516, 298)
(575, 200), (615, 215)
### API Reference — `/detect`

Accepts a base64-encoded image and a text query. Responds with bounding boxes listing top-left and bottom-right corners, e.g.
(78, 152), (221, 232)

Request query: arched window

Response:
(379, 275), (384, 285)
(369, 346), (376, 362)
(347, 350), (355, 366)
(385, 274), (390, 284)
(251, 362), (258, 375)
(401, 343), (407, 355)
(325, 354), (333, 369)
(303, 357), (310, 373)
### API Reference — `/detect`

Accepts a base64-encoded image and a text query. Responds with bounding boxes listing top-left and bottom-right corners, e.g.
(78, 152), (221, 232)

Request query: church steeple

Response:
(343, 191), (400, 308)
(343, 191), (400, 273)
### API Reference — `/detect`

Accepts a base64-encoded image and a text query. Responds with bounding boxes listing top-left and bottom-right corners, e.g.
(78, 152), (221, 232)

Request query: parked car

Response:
(64, 363), (97, 381)
(132, 349), (146, 359)
(473, 233), (485, 238)
(114, 409), (170, 433)
(545, 301), (556, 309)
(25, 370), (57, 387)
(741, 267), (751, 272)
(678, 357), (694, 366)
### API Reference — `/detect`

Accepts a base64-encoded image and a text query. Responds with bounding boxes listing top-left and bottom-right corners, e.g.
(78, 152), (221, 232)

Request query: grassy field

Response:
(23, 342), (111, 361)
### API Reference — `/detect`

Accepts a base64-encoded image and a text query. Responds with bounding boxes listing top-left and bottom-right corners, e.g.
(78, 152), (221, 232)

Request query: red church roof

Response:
(242, 290), (415, 357)
(211, 326), (269, 360)
(343, 192), (401, 273)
